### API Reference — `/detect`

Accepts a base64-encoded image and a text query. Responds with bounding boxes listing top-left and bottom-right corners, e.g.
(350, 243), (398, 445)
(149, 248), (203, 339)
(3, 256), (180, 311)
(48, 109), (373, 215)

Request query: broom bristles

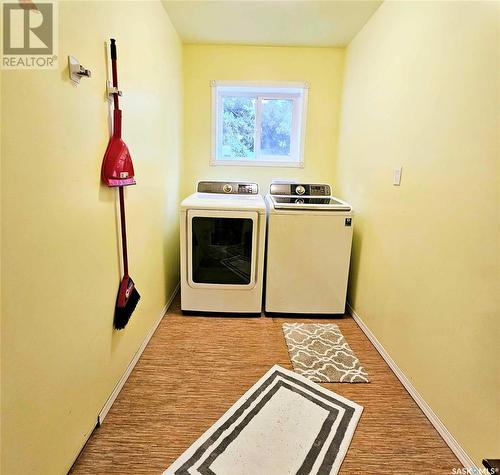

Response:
(114, 287), (140, 330)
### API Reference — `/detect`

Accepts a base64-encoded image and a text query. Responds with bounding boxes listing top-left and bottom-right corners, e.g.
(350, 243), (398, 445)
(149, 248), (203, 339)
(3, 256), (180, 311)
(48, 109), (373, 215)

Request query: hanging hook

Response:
(68, 56), (92, 84)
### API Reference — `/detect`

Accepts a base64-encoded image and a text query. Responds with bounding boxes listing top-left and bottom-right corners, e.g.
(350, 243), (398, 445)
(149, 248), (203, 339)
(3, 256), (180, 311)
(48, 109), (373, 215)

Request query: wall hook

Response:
(107, 80), (122, 98)
(68, 56), (91, 84)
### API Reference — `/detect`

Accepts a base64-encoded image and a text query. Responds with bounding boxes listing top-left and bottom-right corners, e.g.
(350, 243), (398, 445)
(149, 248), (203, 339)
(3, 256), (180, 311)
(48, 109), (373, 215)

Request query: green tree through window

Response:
(222, 96), (256, 158)
(260, 99), (293, 156)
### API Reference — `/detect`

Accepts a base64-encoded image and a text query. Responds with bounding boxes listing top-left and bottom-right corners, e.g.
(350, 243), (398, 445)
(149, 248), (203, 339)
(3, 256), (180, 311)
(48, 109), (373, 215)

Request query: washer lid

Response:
(270, 195), (351, 211)
(181, 192), (266, 214)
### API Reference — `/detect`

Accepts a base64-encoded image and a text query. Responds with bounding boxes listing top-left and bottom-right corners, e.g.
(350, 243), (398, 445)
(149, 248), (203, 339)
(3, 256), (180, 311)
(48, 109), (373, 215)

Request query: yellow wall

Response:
(1, 2), (182, 473)
(337, 0), (499, 465)
(182, 44), (344, 196)
(0, 65), (3, 470)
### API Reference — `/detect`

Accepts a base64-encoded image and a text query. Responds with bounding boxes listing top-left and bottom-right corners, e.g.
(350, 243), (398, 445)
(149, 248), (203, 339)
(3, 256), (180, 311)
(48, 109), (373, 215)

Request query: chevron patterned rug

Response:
(283, 323), (370, 383)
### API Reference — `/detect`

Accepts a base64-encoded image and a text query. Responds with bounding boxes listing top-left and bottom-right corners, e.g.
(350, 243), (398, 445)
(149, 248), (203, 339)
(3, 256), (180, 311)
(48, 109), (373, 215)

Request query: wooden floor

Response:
(71, 294), (460, 474)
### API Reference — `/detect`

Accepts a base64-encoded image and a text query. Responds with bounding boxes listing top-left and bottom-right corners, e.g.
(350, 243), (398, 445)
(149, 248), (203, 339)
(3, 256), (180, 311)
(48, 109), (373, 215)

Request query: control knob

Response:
(295, 185), (306, 195)
(223, 184), (233, 193)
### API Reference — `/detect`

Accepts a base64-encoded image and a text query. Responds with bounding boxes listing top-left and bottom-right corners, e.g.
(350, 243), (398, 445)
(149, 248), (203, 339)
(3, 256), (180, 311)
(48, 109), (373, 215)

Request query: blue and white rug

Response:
(164, 365), (363, 475)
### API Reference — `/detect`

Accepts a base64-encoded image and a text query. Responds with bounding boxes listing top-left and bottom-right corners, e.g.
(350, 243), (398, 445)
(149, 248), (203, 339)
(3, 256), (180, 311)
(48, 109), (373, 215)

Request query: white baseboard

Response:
(346, 302), (478, 471)
(98, 282), (180, 424)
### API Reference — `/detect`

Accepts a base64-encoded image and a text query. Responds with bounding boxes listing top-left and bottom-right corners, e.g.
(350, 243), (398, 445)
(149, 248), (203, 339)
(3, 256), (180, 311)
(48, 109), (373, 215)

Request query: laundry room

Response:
(1, 1), (498, 474)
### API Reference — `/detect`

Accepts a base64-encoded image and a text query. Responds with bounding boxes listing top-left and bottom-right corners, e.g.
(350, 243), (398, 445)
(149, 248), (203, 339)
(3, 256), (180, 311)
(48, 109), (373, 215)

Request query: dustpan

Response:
(101, 109), (136, 186)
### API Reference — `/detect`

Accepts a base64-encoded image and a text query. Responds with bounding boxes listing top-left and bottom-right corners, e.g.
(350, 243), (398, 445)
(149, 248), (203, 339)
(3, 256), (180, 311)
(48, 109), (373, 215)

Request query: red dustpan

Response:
(101, 109), (136, 187)
(102, 38), (140, 329)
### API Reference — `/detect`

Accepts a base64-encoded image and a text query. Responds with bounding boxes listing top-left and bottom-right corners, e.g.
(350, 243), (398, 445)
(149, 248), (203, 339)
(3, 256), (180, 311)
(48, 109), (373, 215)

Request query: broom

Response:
(114, 185), (140, 329)
(102, 38), (140, 329)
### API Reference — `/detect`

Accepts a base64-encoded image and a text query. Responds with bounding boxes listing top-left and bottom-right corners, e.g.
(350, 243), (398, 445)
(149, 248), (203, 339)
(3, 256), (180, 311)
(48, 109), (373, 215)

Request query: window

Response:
(211, 81), (308, 167)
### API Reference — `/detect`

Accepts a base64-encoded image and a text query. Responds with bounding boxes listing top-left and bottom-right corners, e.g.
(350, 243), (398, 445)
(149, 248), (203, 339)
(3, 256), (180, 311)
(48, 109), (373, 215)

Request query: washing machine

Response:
(180, 181), (266, 314)
(265, 182), (353, 314)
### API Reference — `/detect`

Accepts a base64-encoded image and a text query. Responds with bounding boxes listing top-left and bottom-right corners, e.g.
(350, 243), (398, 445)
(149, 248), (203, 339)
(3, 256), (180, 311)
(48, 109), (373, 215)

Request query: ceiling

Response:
(162, 1), (383, 47)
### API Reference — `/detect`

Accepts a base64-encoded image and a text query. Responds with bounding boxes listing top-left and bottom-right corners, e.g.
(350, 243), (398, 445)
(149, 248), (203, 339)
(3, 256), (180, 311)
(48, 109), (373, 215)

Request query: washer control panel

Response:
(197, 181), (259, 195)
(269, 183), (331, 196)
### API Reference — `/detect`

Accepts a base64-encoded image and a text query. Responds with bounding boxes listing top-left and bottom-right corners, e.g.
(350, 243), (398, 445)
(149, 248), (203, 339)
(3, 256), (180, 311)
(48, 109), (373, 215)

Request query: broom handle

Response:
(112, 39), (128, 276)
(118, 186), (129, 276)
(110, 39), (119, 110)
(112, 39), (127, 275)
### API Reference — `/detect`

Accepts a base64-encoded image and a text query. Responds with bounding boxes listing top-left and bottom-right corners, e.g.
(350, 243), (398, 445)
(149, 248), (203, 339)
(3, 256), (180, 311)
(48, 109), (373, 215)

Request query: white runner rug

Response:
(164, 365), (363, 475)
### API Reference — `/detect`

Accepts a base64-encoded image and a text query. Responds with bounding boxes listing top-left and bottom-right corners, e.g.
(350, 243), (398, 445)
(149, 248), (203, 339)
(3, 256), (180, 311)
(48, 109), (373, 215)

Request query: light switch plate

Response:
(393, 167), (402, 186)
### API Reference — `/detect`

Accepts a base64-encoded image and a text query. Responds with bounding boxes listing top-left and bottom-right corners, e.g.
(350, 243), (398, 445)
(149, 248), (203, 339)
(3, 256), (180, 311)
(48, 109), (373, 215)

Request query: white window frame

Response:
(211, 80), (309, 168)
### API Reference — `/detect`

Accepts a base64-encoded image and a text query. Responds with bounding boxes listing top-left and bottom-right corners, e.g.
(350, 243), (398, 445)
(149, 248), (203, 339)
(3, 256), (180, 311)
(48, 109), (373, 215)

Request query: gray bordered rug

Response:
(283, 323), (370, 383)
(164, 365), (363, 475)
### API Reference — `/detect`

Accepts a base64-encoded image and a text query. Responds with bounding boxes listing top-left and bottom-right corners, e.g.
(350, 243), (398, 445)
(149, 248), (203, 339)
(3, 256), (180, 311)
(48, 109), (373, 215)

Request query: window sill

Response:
(211, 159), (304, 168)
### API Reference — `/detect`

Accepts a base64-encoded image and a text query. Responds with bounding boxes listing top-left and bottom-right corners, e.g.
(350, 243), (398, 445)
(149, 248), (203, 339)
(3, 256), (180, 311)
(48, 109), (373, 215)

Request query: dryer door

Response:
(187, 209), (259, 289)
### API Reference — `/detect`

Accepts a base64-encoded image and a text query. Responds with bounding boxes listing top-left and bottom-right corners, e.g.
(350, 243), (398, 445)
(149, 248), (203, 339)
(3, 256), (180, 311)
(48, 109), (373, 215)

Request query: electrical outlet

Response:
(393, 167), (402, 186)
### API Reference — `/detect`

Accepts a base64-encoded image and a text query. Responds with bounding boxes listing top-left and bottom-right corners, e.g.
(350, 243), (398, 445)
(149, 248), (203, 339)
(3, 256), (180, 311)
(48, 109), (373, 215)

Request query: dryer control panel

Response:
(269, 183), (331, 196)
(197, 181), (259, 195)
